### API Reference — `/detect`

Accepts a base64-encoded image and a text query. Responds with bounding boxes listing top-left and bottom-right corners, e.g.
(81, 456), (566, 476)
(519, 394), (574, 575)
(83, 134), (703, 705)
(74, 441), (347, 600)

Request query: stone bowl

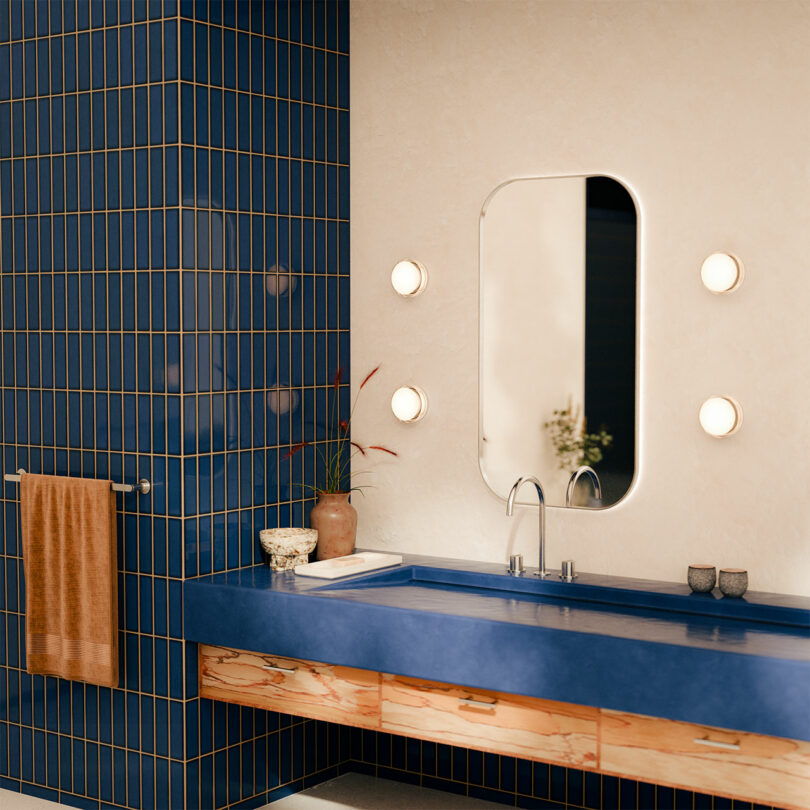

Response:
(259, 528), (318, 571)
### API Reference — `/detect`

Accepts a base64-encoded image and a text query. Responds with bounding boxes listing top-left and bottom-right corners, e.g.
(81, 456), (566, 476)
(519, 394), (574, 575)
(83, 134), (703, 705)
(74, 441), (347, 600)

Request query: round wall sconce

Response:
(700, 253), (744, 294)
(391, 386), (428, 422)
(699, 396), (742, 437)
(391, 260), (428, 297)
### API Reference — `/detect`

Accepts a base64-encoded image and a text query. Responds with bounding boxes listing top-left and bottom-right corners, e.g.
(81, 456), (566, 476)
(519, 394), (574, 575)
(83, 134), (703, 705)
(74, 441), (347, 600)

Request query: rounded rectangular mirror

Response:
(479, 175), (638, 508)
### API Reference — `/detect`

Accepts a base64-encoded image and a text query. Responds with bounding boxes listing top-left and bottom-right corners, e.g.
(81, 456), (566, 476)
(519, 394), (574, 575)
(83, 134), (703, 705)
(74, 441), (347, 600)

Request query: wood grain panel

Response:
(601, 710), (810, 810)
(198, 645), (381, 729)
(380, 674), (599, 768)
(197, 644), (808, 808)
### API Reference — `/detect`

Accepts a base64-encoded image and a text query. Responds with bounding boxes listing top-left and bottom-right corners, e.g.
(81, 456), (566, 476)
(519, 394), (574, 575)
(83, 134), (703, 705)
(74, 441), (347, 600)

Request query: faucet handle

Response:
(507, 554), (524, 576)
(560, 560), (577, 582)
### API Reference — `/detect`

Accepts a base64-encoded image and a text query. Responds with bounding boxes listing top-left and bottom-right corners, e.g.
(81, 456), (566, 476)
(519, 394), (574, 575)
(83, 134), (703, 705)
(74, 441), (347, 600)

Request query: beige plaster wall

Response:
(349, 0), (810, 596)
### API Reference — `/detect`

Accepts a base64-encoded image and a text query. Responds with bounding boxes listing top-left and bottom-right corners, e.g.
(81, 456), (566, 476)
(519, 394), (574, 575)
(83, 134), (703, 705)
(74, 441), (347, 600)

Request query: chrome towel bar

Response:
(4, 468), (151, 495)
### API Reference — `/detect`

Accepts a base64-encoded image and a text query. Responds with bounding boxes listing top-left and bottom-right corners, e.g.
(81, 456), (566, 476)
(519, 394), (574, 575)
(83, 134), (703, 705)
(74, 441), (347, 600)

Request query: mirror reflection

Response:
(480, 175), (637, 508)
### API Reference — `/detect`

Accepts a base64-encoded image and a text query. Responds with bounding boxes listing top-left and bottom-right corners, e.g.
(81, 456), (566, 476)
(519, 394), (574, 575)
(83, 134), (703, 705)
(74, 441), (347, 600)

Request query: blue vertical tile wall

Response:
(0, 0), (187, 806)
(0, 0), (350, 808)
(178, 1), (350, 807)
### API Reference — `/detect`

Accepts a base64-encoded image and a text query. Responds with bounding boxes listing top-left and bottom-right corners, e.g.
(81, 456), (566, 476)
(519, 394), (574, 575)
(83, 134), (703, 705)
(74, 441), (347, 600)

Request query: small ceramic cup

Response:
(687, 564), (716, 593)
(719, 568), (748, 598)
(259, 528), (318, 571)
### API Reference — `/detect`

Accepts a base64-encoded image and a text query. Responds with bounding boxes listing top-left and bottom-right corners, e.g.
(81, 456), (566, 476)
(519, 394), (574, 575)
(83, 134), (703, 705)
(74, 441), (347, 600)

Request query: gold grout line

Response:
(0, 300), (350, 312)
(36, 22), (51, 788)
(0, 123), (349, 161)
(0, 42), (348, 101)
(0, 721), (313, 770)
(1, 23), (349, 59)
(0, 316), (350, 327)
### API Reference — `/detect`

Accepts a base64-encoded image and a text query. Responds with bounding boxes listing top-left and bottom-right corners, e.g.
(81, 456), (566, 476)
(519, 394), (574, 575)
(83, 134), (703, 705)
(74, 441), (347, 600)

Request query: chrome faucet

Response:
(506, 476), (549, 578)
(565, 465), (602, 508)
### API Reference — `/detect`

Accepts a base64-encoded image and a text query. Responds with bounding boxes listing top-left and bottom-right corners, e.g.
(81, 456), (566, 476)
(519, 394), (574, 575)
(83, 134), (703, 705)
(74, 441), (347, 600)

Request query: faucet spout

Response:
(565, 465), (602, 508)
(506, 476), (548, 578)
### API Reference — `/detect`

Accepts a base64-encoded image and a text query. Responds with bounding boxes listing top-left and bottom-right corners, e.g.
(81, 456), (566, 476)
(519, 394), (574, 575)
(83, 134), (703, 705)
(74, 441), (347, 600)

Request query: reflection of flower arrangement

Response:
(544, 399), (612, 473)
(285, 366), (397, 494)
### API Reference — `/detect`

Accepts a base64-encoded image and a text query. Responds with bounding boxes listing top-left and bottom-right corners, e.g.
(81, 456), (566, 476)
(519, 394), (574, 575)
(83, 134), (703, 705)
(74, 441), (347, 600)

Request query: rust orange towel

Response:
(20, 473), (119, 688)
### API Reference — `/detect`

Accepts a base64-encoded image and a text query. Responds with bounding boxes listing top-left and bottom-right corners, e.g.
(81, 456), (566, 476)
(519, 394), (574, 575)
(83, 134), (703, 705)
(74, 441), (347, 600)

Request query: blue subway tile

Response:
(150, 85), (163, 145)
(12, 160), (24, 212)
(84, 741), (98, 799)
(693, 791), (713, 810)
(675, 787), (695, 809)
(180, 81), (194, 144)
(124, 750), (139, 809)
(180, 20), (193, 81)
(147, 19), (162, 82)
(98, 744), (112, 803)
(117, 0), (131, 25)
(132, 0), (147, 23)
(88, 0), (103, 29)
(90, 29), (103, 89)
(603, 773), (620, 807)
(68, 738), (84, 796)
(111, 746), (126, 805)
(658, 785), (677, 808)
(153, 637), (168, 699)
(23, 40), (36, 97)
(9, 42), (22, 98)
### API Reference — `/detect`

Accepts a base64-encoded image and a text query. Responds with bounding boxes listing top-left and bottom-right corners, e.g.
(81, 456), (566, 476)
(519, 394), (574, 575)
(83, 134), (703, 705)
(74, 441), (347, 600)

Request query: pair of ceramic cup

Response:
(688, 564), (748, 597)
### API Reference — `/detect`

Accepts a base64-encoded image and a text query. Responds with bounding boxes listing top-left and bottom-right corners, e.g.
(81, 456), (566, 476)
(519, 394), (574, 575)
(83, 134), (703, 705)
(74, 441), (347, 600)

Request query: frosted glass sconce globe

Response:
(699, 396), (742, 437)
(391, 386), (428, 422)
(391, 260), (428, 297)
(700, 253), (744, 294)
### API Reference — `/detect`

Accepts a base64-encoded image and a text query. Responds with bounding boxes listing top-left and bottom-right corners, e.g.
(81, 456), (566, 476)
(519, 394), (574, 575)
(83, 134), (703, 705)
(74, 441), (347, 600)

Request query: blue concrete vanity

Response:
(184, 553), (810, 743)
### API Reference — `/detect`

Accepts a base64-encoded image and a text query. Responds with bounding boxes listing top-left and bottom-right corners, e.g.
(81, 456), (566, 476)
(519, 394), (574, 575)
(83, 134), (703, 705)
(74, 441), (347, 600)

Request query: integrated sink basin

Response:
(309, 563), (808, 661)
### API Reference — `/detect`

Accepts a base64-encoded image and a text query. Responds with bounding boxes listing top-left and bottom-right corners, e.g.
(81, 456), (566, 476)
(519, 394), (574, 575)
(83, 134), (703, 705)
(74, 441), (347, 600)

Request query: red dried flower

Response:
(369, 446), (398, 457)
(306, 366), (397, 494)
(359, 365), (380, 390)
(283, 441), (310, 460)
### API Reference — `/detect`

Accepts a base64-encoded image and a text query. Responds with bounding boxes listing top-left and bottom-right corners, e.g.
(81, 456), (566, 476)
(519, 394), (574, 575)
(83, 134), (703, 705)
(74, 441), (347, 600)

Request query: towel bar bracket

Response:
(4, 469), (151, 495)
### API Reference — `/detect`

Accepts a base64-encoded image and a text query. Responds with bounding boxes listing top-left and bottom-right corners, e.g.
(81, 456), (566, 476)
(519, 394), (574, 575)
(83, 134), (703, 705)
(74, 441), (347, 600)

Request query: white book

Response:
(294, 552), (403, 580)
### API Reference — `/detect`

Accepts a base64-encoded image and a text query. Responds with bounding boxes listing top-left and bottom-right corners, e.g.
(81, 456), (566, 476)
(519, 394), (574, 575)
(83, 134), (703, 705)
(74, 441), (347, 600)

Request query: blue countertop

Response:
(184, 553), (810, 742)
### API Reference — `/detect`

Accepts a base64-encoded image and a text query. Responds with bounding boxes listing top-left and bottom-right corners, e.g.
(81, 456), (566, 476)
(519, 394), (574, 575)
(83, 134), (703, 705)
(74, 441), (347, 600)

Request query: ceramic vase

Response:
(310, 492), (357, 560)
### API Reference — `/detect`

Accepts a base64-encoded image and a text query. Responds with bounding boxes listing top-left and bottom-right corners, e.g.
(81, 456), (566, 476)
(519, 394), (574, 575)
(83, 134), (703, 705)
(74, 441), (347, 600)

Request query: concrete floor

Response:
(267, 773), (503, 808)
(1, 775), (503, 809)
(0, 789), (69, 809)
